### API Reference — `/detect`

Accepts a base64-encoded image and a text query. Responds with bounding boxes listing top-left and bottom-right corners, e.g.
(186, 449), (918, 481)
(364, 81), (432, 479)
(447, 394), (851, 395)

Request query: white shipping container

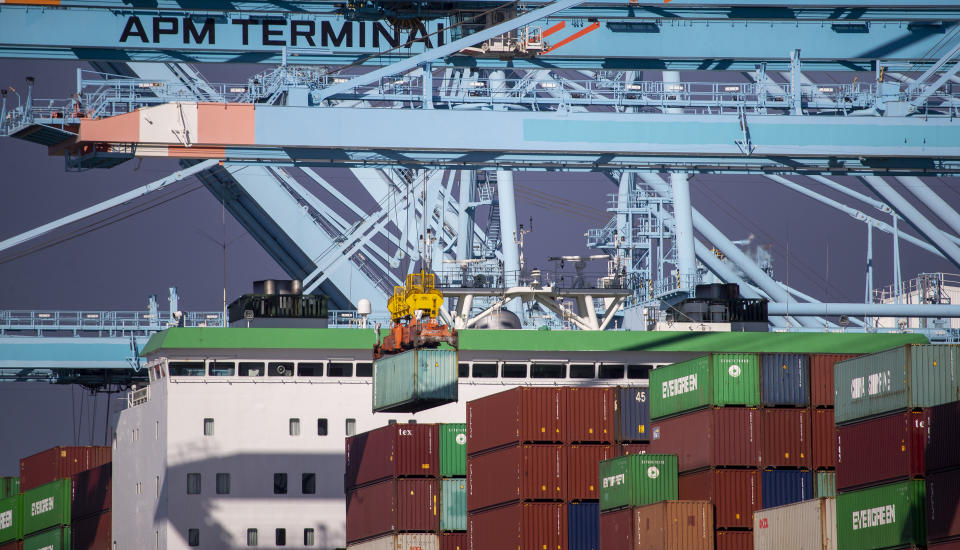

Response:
(347, 533), (440, 550)
(754, 498), (836, 550)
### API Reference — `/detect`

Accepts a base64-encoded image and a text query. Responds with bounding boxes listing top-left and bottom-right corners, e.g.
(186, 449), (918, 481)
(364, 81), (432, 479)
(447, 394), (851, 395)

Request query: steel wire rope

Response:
(903, 25), (960, 77)
(514, 182), (610, 218)
(513, 190), (609, 224)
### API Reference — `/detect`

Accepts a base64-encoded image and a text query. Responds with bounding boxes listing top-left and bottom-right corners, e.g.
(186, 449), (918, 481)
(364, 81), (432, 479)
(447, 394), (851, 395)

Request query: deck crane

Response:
(373, 270), (458, 358)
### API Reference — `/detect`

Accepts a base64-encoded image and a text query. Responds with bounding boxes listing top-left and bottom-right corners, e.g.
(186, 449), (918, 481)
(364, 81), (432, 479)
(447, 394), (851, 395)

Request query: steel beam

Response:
(897, 176), (960, 238)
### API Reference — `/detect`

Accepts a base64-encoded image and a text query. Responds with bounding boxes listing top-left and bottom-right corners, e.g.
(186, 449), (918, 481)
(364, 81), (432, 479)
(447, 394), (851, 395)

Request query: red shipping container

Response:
(618, 443), (649, 456)
(71, 463), (111, 520)
(836, 411), (925, 491)
(19, 446), (111, 492)
(929, 541), (960, 550)
(567, 444), (615, 501)
(761, 409), (812, 469)
(811, 408), (835, 470)
(649, 408), (760, 472)
(467, 388), (564, 455)
(599, 508), (634, 550)
(344, 423), (439, 490)
(441, 532), (468, 550)
(679, 469), (761, 529)
(564, 387), (614, 443)
(72, 510), (111, 550)
(467, 444), (565, 511)
(346, 478), (439, 543)
(926, 468), (960, 542)
(715, 530), (753, 550)
(467, 502), (566, 550)
(0, 542), (20, 550)
(925, 401), (960, 473)
(810, 354), (857, 408)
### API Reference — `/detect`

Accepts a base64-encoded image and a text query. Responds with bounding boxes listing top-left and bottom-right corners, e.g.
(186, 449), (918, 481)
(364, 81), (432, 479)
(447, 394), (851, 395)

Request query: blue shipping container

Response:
(616, 386), (650, 442)
(762, 470), (813, 509)
(568, 502), (599, 550)
(762, 353), (810, 407)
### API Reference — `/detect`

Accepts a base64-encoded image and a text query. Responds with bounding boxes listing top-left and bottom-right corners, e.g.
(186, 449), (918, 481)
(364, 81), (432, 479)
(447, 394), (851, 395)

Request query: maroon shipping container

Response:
(467, 388), (564, 455)
(761, 409), (812, 469)
(649, 408), (761, 472)
(564, 387), (615, 443)
(19, 446), (111, 492)
(467, 444), (565, 511)
(346, 478), (439, 543)
(929, 541), (960, 550)
(440, 532), (468, 550)
(836, 411), (925, 491)
(467, 502), (566, 550)
(71, 463), (111, 520)
(618, 443), (649, 456)
(567, 444), (615, 501)
(599, 508), (635, 550)
(811, 408), (835, 470)
(926, 401), (960, 473)
(679, 469), (761, 529)
(810, 354), (857, 408)
(0, 542), (20, 550)
(344, 423), (439, 490)
(715, 530), (753, 550)
(926, 468), (960, 542)
(72, 510), (111, 550)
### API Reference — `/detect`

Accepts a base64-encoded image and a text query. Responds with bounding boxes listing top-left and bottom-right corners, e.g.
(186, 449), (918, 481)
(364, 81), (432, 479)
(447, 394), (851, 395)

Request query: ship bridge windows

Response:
(239, 362), (265, 377)
(327, 362), (353, 377)
(627, 364), (651, 379)
(472, 363), (497, 378)
(531, 363), (566, 379)
(208, 362), (235, 376)
(297, 362), (324, 376)
(569, 363), (596, 379)
(168, 362), (204, 377)
(269, 362), (295, 377)
(501, 363), (527, 378)
(599, 364), (625, 379)
(356, 362), (373, 377)
(458, 363), (470, 377)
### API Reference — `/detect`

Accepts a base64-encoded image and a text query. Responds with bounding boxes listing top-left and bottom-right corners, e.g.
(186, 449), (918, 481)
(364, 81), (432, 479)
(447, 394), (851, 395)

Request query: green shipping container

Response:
(21, 479), (70, 536)
(0, 494), (21, 544)
(815, 471), (836, 498)
(373, 349), (458, 413)
(837, 480), (925, 550)
(598, 454), (678, 511)
(834, 344), (960, 424)
(440, 478), (467, 531)
(23, 526), (70, 550)
(0, 478), (19, 500)
(439, 423), (467, 478)
(650, 353), (760, 419)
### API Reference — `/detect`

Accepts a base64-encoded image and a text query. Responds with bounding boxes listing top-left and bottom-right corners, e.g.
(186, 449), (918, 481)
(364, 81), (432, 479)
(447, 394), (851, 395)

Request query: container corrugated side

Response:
(567, 502), (599, 550)
(439, 424), (466, 478)
(925, 468), (960, 543)
(715, 530), (753, 550)
(811, 409), (835, 470)
(679, 469), (761, 529)
(21, 479), (70, 536)
(346, 478), (439, 544)
(373, 349), (458, 413)
(0, 479), (18, 501)
(467, 502), (566, 550)
(618, 443), (649, 456)
(439, 532), (467, 550)
(19, 446), (110, 492)
(467, 387), (564, 455)
(467, 444), (565, 512)
(650, 354), (760, 419)
(834, 344), (960, 424)
(815, 472), (836, 498)
(649, 408), (760, 472)
(810, 354), (857, 408)
(567, 445), (614, 501)
(345, 423), (439, 490)
(347, 533), (440, 550)
(565, 387), (614, 443)
(930, 541), (960, 550)
(754, 498), (836, 550)
(70, 463), (110, 520)
(761, 353), (810, 407)
(836, 411), (925, 491)
(440, 479), (466, 532)
(615, 386), (650, 443)
(760, 470), (813, 510)
(925, 400), (960, 473)
(599, 454), (679, 511)
(599, 508), (633, 550)
(0, 495), (21, 544)
(633, 500), (714, 550)
(760, 409), (811, 469)
(0, 540), (20, 550)
(22, 527), (69, 550)
(836, 479), (926, 550)
(71, 510), (110, 550)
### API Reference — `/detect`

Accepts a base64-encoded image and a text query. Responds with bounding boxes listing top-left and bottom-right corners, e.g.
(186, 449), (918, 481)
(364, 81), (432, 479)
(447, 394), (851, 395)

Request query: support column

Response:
(456, 171), (475, 260)
(497, 170), (522, 316)
(670, 173), (697, 290)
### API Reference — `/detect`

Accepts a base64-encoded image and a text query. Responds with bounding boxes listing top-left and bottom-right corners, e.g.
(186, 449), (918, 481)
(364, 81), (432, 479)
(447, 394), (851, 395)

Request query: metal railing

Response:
(0, 309), (224, 336)
(128, 385), (150, 407)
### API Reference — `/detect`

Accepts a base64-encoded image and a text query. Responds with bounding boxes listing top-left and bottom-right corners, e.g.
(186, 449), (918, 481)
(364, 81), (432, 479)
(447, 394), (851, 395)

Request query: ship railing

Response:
(0, 309), (225, 336)
(327, 310), (391, 328)
(128, 385), (150, 407)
